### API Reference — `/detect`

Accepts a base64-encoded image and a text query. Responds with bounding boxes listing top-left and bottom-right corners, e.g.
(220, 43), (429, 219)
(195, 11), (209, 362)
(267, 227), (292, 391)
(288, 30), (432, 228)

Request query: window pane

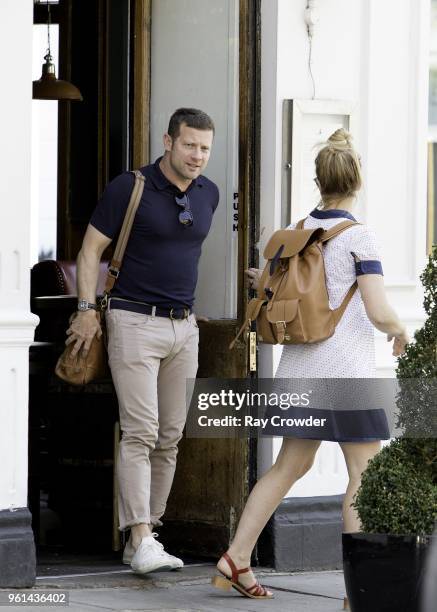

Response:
(31, 24), (59, 264)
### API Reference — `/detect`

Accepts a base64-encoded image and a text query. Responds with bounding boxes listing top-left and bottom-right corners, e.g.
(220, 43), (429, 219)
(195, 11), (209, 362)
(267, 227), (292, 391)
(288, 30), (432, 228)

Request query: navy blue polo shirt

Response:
(90, 157), (219, 309)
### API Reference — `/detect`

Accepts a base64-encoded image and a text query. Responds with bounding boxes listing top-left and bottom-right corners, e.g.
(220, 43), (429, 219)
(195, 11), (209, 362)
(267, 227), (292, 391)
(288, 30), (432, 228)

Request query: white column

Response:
(0, 0), (39, 512)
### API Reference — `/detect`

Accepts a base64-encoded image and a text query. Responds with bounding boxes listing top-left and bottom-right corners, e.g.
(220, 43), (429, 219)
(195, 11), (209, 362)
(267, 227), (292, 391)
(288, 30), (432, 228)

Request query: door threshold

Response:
(36, 562), (213, 581)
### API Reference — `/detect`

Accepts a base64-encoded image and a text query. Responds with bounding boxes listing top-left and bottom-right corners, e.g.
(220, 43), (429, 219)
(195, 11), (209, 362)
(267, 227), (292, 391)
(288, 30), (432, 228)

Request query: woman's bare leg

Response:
(217, 438), (321, 590)
(339, 440), (381, 533)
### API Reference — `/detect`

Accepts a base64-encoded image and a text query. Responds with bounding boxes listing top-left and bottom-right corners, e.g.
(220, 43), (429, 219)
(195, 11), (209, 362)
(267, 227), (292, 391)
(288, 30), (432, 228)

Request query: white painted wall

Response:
(430, 0), (437, 141)
(0, 0), (39, 512)
(258, 0), (430, 498)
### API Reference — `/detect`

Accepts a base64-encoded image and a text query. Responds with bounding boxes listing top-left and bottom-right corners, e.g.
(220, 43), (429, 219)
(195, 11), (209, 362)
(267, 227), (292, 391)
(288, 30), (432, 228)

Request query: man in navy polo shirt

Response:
(66, 108), (218, 573)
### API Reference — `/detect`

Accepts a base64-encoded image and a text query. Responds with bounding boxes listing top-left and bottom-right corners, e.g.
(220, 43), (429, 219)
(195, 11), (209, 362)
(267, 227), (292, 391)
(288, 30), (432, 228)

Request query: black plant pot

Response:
(343, 533), (435, 612)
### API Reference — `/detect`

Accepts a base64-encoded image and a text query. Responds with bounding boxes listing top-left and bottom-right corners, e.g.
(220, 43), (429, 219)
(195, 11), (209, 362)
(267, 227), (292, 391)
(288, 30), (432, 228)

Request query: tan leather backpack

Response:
(230, 218), (359, 348)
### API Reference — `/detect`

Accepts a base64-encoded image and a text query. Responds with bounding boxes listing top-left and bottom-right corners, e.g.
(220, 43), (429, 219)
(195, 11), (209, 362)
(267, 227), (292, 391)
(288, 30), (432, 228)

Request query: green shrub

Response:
(354, 438), (437, 534)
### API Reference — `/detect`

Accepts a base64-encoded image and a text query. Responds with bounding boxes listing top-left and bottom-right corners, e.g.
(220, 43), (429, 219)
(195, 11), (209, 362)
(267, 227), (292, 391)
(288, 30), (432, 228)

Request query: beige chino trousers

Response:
(106, 307), (199, 531)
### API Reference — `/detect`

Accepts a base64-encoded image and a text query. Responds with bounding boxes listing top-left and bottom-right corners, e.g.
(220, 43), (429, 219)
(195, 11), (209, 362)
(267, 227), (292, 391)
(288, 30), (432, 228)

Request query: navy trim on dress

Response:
(354, 260), (383, 276)
(310, 208), (357, 222)
(261, 405), (390, 441)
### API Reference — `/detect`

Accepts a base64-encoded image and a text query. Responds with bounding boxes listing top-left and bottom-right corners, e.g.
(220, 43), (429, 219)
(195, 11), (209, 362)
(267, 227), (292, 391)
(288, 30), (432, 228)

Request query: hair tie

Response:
(329, 139), (348, 146)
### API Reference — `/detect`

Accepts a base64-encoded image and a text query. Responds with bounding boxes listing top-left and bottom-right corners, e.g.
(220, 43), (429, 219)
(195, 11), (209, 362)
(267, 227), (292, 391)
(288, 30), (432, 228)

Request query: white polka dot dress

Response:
(270, 208), (390, 441)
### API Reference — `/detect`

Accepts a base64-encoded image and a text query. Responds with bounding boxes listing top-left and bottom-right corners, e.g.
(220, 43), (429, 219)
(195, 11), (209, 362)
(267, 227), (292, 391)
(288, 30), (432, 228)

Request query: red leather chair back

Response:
(31, 260), (108, 297)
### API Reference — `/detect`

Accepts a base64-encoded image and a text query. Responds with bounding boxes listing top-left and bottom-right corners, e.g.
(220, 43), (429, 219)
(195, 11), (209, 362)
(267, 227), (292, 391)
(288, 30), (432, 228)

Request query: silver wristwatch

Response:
(77, 299), (97, 312)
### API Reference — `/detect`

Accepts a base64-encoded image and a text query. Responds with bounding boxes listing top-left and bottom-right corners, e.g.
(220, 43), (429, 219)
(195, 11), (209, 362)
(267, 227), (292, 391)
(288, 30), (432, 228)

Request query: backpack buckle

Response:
(275, 321), (287, 344)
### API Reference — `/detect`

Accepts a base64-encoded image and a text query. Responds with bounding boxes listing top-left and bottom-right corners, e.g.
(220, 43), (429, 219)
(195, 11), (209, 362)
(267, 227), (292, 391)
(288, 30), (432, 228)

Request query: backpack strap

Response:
(320, 220), (359, 243)
(229, 297), (265, 350)
(229, 263), (274, 350)
(332, 281), (358, 325)
(295, 218), (358, 238)
(321, 220), (360, 321)
(256, 262), (273, 297)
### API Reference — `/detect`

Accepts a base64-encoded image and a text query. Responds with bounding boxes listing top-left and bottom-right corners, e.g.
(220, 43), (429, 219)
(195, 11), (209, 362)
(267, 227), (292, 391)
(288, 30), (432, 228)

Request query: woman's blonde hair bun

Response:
(327, 128), (353, 151)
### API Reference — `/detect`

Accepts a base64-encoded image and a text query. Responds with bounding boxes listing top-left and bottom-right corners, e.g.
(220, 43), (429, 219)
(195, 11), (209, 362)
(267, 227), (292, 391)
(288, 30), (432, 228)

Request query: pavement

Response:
(0, 562), (348, 612)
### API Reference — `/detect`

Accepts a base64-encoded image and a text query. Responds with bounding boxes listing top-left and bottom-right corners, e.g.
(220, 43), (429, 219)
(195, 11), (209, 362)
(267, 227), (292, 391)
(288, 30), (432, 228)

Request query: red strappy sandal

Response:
(211, 552), (273, 599)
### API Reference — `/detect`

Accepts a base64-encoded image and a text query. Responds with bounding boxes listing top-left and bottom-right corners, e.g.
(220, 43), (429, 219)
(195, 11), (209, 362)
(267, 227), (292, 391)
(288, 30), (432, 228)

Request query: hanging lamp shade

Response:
(33, 52), (83, 101)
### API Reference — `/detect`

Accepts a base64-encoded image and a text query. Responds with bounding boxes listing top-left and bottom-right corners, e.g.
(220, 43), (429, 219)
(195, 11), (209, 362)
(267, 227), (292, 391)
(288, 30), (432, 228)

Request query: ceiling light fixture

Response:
(32, 0), (83, 101)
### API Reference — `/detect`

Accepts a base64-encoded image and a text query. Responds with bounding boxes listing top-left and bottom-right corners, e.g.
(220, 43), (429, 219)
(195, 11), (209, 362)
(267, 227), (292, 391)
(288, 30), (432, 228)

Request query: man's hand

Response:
(65, 310), (102, 358)
(245, 268), (262, 291)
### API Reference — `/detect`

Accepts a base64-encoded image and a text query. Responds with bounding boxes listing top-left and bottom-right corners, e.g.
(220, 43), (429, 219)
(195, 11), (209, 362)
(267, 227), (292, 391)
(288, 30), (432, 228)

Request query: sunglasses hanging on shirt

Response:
(175, 194), (194, 226)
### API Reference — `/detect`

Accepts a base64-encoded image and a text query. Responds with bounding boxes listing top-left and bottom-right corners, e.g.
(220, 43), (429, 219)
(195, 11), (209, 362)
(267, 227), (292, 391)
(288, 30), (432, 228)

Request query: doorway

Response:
(30, 0), (261, 565)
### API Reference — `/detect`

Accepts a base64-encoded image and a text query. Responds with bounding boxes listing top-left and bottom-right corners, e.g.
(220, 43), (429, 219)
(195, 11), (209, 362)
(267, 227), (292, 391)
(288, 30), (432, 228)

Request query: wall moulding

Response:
(0, 311), (40, 347)
(282, 98), (358, 226)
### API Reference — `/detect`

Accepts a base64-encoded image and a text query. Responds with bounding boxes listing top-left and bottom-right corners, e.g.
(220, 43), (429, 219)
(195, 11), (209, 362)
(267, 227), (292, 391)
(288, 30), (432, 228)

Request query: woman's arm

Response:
(357, 274), (409, 356)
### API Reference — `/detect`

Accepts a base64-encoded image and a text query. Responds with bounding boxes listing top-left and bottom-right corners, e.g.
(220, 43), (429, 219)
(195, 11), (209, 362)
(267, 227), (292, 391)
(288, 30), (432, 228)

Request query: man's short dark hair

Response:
(168, 108), (215, 140)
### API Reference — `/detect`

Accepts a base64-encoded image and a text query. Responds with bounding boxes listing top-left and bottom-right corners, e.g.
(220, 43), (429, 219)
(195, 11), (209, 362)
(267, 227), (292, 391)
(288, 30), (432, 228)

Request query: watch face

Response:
(78, 299), (97, 311)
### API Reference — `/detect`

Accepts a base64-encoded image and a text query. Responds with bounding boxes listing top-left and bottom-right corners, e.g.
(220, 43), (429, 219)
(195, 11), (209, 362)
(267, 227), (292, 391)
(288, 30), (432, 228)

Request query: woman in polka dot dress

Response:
(213, 129), (409, 600)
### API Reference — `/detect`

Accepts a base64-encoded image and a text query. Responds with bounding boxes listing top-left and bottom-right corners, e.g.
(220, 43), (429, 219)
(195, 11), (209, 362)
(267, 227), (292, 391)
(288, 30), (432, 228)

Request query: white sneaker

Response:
(122, 522), (163, 564)
(128, 533), (184, 574)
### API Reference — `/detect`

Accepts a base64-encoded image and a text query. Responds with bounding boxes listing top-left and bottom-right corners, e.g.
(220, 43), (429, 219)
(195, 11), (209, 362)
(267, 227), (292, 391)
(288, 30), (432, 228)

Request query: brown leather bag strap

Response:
(103, 170), (145, 295)
(320, 220), (359, 243)
(229, 297), (266, 350)
(295, 219), (358, 238)
(229, 319), (249, 350)
(256, 263), (272, 296)
(321, 220), (360, 324)
(332, 281), (358, 325)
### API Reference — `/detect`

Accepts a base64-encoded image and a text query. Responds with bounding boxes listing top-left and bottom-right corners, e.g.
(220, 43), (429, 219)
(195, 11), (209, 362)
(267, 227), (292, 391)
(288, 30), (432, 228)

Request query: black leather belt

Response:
(110, 298), (190, 320)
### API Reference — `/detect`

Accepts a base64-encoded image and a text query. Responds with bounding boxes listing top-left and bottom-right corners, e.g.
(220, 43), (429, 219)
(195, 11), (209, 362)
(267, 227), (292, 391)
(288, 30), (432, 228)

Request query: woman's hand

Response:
(245, 268), (262, 291)
(387, 330), (410, 357)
